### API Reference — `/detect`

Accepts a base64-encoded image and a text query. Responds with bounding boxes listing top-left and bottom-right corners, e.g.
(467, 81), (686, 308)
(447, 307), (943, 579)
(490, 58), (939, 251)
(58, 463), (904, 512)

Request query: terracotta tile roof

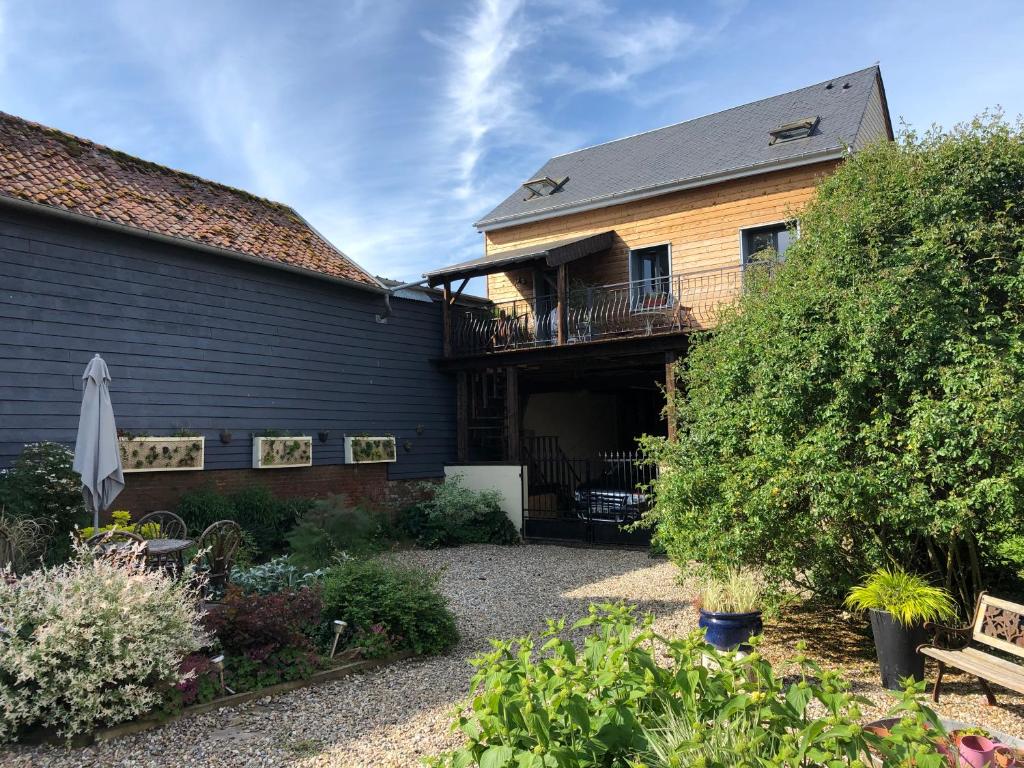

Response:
(0, 111), (380, 287)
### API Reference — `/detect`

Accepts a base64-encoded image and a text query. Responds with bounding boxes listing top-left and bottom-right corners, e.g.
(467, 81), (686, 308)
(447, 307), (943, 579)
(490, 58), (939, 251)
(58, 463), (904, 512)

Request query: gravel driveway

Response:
(4, 544), (1022, 767)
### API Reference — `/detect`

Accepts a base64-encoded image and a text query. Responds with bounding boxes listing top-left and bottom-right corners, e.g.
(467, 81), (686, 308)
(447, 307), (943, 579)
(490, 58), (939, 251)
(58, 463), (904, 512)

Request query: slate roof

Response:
(476, 66), (889, 231)
(0, 112), (380, 287)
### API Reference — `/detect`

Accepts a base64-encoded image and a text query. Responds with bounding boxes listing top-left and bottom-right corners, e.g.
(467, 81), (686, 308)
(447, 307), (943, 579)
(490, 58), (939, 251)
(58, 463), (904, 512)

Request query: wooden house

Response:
(425, 66), (893, 543)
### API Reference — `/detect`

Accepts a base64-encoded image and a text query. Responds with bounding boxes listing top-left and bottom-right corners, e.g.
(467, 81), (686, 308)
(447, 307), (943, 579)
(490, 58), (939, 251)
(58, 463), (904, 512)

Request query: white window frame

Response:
(738, 220), (799, 266)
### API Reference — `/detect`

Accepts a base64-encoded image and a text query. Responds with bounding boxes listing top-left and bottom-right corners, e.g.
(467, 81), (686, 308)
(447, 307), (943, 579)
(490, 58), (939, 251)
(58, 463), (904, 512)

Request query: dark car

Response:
(573, 465), (652, 523)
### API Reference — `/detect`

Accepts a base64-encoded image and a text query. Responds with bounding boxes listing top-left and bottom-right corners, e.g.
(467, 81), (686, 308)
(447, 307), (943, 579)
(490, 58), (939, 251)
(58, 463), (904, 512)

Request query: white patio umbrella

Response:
(73, 354), (125, 530)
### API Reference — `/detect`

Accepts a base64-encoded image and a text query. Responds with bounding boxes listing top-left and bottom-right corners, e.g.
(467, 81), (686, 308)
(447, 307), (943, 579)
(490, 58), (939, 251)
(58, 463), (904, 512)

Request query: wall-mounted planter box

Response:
(119, 436), (205, 473)
(344, 436), (397, 464)
(253, 436), (313, 469)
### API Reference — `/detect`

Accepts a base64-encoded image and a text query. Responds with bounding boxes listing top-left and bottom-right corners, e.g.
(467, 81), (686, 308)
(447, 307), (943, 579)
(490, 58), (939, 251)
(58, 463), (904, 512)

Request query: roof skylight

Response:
(521, 175), (568, 200)
(769, 116), (819, 145)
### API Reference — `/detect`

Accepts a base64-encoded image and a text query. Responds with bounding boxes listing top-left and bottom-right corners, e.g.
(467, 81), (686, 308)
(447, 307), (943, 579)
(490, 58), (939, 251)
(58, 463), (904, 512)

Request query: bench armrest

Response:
(923, 621), (972, 650)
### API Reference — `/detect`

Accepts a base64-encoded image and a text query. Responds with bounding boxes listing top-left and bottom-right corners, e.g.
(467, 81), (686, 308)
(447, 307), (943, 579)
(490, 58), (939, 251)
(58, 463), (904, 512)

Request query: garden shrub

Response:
(0, 544), (207, 741)
(79, 509), (160, 540)
(0, 442), (85, 563)
(320, 559), (458, 656)
(172, 654), (220, 707)
(400, 476), (518, 548)
(175, 486), (235, 534)
(175, 486), (314, 556)
(0, 512), (51, 574)
(202, 585), (323, 692)
(645, 115), (1024, 606)
(286, 496), (391, 568)
(432, 603), (944, 768)
(228, 486), (312, 554)
(231, 555), (326, 595)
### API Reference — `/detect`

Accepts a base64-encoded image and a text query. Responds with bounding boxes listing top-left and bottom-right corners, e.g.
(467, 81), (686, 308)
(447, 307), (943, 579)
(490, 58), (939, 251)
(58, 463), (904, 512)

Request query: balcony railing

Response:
(449, 263), (765, 356)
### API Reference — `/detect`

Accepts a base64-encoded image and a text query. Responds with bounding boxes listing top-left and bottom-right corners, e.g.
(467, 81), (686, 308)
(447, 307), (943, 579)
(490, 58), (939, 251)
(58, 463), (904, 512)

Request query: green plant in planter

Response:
(846, 567), (959, 690)
(698, 569), (761, 613)
(845, 567), (957, 626)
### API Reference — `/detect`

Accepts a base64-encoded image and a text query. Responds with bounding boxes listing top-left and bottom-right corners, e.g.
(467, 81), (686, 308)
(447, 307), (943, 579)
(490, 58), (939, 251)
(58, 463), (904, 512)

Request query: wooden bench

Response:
(919, 592), (1024, 706)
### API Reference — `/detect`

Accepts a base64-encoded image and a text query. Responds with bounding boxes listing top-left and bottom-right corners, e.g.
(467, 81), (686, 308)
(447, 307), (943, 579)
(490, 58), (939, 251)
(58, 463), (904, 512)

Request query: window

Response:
(742, 223), (794, 265)
(768, 116), (819, 145)
(629, 244), (670, 305)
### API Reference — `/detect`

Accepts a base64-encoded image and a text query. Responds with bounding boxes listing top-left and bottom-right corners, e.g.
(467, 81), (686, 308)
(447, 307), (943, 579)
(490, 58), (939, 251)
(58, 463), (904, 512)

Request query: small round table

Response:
(145, 538), (194, 576)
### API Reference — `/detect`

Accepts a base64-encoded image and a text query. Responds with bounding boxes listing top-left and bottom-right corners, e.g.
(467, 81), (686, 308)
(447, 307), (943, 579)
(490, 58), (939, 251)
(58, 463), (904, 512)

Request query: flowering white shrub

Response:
(0, 545), (209, 742)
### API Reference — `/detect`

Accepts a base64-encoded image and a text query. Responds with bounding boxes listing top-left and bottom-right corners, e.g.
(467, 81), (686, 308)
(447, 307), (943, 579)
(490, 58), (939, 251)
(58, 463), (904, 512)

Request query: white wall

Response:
(444, 464), (526, 534)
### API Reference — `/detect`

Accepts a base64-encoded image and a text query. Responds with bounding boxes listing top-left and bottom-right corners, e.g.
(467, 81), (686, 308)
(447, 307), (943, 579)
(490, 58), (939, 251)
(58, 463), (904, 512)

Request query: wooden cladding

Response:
(485, 161), (837, 304)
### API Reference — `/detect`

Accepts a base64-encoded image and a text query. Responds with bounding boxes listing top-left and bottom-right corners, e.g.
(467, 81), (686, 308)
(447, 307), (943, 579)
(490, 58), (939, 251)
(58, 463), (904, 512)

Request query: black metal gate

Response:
(521, 438), (655, 547)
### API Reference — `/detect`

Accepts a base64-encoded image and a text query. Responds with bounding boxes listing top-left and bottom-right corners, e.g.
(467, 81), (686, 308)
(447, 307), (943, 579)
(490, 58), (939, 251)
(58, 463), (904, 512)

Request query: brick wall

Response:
(114, 464), (436, 517)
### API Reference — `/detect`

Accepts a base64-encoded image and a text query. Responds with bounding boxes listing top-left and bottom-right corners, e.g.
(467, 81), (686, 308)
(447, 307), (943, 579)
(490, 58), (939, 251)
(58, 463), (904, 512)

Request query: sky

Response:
(0, 0), (1022, 289)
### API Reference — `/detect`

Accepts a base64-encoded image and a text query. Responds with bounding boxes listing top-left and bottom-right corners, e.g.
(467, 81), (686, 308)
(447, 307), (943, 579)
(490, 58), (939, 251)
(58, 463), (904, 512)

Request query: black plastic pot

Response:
(699, 609), (763, 651)
(869, 609), (929, 690)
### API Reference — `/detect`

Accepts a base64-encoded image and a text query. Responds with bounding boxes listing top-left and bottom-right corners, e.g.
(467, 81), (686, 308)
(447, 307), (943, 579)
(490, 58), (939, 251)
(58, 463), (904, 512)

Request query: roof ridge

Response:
(0, 110), (300, 216)
(549, 64), (881, 160)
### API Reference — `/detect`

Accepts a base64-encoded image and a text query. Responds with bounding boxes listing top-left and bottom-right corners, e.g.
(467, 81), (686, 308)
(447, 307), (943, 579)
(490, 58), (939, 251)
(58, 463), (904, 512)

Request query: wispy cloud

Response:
(424, 0), (529, 202)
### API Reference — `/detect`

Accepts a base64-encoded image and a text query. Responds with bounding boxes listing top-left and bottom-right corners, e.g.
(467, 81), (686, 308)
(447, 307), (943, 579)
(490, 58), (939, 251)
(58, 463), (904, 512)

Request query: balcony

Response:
(445, 263), (763, 357)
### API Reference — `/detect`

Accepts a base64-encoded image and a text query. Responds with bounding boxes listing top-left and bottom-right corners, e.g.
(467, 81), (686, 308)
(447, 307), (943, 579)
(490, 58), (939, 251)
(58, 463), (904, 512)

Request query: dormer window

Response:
(769, 116), (819, 145)
(521, 176), (568, 200)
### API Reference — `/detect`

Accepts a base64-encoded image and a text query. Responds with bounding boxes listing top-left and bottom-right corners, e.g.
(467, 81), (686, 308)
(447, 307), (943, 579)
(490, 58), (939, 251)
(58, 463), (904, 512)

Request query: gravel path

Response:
(4, 544), (1022, 767)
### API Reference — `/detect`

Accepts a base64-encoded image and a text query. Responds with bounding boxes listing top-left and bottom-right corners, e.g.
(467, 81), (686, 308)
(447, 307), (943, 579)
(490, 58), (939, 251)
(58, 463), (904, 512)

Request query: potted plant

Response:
(696, 569), (763, 651)
(845, 566), (957, 690)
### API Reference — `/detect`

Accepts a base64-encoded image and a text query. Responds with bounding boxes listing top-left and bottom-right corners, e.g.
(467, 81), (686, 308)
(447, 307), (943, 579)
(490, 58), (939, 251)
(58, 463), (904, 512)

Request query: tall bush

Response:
(320, 559), (458, 656)
(644, 115), (1024, 605)
(0, 545), (207, 741)
(0, 442), (84, 562)
(285, 497), (390, 568)
(400, 476), (518, 548)
(202, 585), (322, 691)
(175, 486), (314, 556)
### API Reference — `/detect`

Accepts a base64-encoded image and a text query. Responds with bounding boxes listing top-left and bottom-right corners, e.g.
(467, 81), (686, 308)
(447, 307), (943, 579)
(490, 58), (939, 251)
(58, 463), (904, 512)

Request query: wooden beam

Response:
(452, 277), (470, 303)
(505, 366), (520, 462)
(442, 280), (452, 358)
(664, 351), (678, 442)
(456, 371), (468, 462)
(556, 263), (567, 346)
(435, 334), (690, 371)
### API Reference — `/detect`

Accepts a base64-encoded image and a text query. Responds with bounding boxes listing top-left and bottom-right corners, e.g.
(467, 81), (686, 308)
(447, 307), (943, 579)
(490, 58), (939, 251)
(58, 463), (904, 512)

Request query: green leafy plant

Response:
(286, 496), (393, 568)
(399, 476), (518, 548)
(175, 486), (314, 556)
(431, 603), (947, 768)
(643, 115), (1024, 608)
(348, 436), (396, 463)
(258, 436), (311, 467)
(175, 487), (235, 533)
(79, 509), (159, 540)
(320, 559), (457, 656)
(201, 584), (324, 692)
(231, 555), (326, 595)
(845, 567), (958, 626)
(118, 434), (203, 470)
(698, 569), (762, 613)
(0, 442), (85, 563)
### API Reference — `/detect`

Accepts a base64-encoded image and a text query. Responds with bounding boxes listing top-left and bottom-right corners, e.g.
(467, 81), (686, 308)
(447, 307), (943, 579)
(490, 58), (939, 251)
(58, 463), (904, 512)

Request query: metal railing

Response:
(451, 263), (759, 356)
(521, 446), (657, 545)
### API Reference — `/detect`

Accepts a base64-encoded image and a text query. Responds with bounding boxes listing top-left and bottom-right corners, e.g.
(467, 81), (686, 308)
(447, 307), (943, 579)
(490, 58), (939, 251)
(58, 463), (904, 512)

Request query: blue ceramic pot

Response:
(699, 609), (763, 651)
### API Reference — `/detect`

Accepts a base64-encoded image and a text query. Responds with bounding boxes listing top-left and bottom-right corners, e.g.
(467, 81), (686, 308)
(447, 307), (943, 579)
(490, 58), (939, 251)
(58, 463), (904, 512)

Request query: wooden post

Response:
(556, 264), (568, 346)
(505, 366), (520, 462)
(664, 351), (678, 442)
(442, 280), (452, 358)
(456, 371), (468, 462)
